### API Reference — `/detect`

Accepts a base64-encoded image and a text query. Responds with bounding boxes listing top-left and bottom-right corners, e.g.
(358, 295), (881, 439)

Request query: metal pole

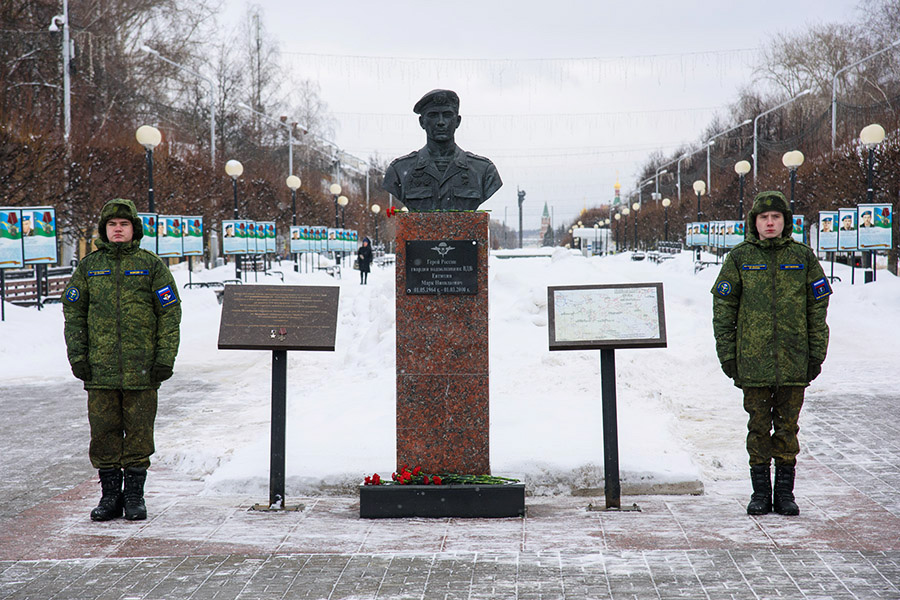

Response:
(868, 146), (877, 282)
(600, 348), (621, 509)
(517, 190), (525, 249)
(232, 178), (241, 280)
(789, 169), (796, 213)
(664, 206), (669, 242)
(61, 0), (71, 145)
(738, 174), (745, 220)
(146, 148), (155, 213)
(269, 349), (287, 508)
(333, 195), (339, 228)
(706, 143), (712, 196)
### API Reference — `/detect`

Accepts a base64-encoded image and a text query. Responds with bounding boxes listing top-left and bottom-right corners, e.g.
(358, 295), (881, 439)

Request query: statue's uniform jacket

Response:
(383, 145), (502, 212)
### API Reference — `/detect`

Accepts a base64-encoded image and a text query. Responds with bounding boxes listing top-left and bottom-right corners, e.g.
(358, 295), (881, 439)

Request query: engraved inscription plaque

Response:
(405, 240), (478, 295)
(217, 285), (339, 351)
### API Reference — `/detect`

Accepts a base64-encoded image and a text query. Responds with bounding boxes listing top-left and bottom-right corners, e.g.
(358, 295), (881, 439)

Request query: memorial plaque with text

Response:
(217, 285), (339, 351)
(405, 240), (478, 295)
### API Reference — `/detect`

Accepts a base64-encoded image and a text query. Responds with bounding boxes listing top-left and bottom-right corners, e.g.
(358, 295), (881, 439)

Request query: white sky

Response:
(219, 1), (859, 228)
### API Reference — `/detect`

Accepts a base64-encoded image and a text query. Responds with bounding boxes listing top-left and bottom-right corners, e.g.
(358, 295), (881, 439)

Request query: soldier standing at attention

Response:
(63, 198), (181, 521)
(711, 191), (830, 516)
(382, 89), (502, 211)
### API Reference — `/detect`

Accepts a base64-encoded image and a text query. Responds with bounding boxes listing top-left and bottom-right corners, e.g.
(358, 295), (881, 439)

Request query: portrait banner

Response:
(791, 215), (805, 244)
(723, 220), (744, 248)
(156, 216), (183, 258)
(837, 208), (858, 251)
(857, 204), (892, 250)
(138, 213), (159, 254)
(818, 211), (838, 252)
(222, 219), (245, 255)
(264, 221), (276, 254)
(183, 216), (204, 256)
(0, 208), (24, 269)
(23, 207), (58, 265)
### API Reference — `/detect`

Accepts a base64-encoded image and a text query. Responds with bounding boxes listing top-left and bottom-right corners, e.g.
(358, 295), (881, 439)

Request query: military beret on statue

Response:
(413, 89), (460, 114)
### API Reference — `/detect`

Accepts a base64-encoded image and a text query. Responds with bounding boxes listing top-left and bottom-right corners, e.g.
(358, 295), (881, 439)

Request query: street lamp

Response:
(337, 195), (349, 227)
(286, 175), (301, 272)
(48, 1), (71, 146)
(734, 160), (751, 220)
(781, 150), (804, 213)
(662, 197), (671, 242)
(622, 207), (631, 251)
(860, 123), (886, 282)
(135, 125), (161, 213)
(593, 223), (599, 255)
(631, 202), (640, 250)
(329, 183), (342, 228)
(614, 212), (621, 252)
(371, 203), (381, 246)
(226, 159), (244, 279)
(692, 180), (706, 261)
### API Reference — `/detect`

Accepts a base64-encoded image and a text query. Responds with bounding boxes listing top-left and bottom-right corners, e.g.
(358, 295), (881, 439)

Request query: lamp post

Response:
(226, 159), (243, 279)
(371, 203), (381, 246)
(621, 207), (631, 251)
(662, 197), (671, 242)
(48, 1), (71, 146)
(753, 89), (810, 184)
(781, 150), (804, 213)
(337, 195), (349, 228)
(692, 180), (706, 261)
(330, 183), (341, 228)
(654, 168), (668, 205)
(141, 45), (216, 167)
(135, 125), (161, 213)
(734, 160), (751, 220)
(631, 202), (640, 251)
(286, 175), (301, 272)
(604, 218), (610, 255)
(593, 223), (599, 255)
(614, 213), (621, 252)
(860, 123), (886, 282)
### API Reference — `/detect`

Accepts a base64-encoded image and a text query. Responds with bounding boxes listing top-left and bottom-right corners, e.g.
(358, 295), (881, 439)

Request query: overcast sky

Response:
(219, 1), (859, 229)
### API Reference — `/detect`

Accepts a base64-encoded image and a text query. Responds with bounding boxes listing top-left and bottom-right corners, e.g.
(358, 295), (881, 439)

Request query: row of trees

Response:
(561, 0), (900, 272)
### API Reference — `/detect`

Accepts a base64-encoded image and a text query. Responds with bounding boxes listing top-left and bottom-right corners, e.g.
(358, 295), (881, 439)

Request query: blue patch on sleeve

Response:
(811, 277), (832, 300)
(155, 285), (179, 308)
(65, 287), (80, 303)
(715, 281), (732, 297)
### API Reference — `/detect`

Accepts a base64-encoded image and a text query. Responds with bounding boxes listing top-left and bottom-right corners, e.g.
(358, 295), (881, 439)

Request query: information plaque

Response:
(548, 283), (667, 351)
(217, 285), (339, 351)
(405, 240), (478, 295)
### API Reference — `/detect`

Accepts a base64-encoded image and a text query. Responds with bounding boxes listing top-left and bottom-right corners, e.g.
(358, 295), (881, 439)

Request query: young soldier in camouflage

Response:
(63, 199), (181, 521)
(712, 191), (830, 516)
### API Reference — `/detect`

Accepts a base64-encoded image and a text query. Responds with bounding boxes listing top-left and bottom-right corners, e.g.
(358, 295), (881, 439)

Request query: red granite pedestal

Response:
(395, 212), (490, 475)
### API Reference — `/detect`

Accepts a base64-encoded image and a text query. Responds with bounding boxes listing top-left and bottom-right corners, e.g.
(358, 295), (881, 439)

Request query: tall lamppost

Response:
(338, 195), (349, 227)
(782, 150), (804, 213)
(48, 2), (71, 146)
(286, 175), (301, 272)
(330, 183), (342, 228)
(226, 159), (244, 279)
(371, 203), (381, 246)
(631, 202), (640, 250)
(662, 197), (671, 242)
(593, 223), (599, 255)
(614, 213), (621, 252)
(604, 218), (610, 254)
(734, 160), (751, 220)
(135, 125), (161, 213)
(692, 180), (706, 261)
(621, 207), (631, 251)
(860, 123), (886, 282)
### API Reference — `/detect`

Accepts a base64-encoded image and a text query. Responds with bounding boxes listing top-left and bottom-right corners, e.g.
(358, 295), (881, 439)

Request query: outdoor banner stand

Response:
(217, 284), (339, 512)
(548, 282), (668, 511)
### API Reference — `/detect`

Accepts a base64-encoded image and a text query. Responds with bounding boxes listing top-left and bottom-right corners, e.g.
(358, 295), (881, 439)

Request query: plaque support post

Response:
(600, 348), (620, 509)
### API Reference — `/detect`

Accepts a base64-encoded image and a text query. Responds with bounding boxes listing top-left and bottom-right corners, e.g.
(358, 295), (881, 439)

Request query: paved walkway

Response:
(1, 382), (899, 599)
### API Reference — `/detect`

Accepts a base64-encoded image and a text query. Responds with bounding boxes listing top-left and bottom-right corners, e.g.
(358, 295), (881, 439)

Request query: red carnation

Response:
(423, 475), (431, 485)
(432, 476), (442, 485)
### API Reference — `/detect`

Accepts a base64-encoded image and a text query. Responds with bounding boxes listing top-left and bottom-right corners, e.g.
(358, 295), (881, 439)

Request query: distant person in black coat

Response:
(357, 237), (373, 284)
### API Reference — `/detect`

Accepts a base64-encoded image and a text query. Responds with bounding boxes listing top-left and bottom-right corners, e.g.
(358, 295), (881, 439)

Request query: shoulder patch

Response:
(64, 287), (80, 303)
(741, 264), (767, 271)
(715, 281), (732, 297)
(811, 277), (832, 300)
(155, 285), (179, 308)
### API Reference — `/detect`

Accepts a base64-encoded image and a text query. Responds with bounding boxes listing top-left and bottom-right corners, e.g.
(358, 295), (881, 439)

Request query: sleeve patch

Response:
(715, 281), (732, 297)
(811, 277), (832, 300)
(64, 287), (80, 303)
(155, 285), (179, 307)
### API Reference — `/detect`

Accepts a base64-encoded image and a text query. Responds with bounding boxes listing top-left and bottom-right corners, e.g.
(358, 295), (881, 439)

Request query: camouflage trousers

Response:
(87, 389), (158, 470)
(743, 386), (805, 467)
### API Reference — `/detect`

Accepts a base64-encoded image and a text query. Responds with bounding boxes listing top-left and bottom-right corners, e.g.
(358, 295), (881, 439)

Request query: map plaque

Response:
(548, 283), (667, 351)
(405, 240), (478, 295)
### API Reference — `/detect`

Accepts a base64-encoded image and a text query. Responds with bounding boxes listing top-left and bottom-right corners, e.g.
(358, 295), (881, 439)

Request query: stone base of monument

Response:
(359, 483), (526, 519)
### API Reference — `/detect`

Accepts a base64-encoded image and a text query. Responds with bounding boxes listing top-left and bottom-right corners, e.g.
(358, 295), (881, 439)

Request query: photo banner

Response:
(183, 216), (203, 256)
(22, 207), (58, 265)
(264, 221), (276, 254)
(723, 220), (744, 248)
(857, 204), (892, 250)
(0, 208), (24, 269)
(247, 222), (258, 255)
(791, 215), (804, 244)
(685, 223), (693, 247)
(818, 211), (838, 252)
(138, 213), (158, 254)
(157, 216), (183, 258)
(222, 219), (246, 255)
(837, 208), (858, 251)
(289, 226), (302, 253)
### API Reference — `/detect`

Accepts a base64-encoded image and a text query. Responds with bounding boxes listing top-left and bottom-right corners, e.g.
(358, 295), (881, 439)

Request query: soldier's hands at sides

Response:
(72, 360), (92, 382)
(807, 360), (823, 382)
(721, 359), (737, 379)
(151, 363), (173, 382)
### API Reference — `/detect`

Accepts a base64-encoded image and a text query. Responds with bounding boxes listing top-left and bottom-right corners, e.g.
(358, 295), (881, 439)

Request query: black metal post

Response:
(600, 348), (621, 509)
(269, 349), (287, 508)
(867, 146), (877, 282)
(232, 178), (241, 280)
(517, 190), (525, 249)
(615, 220), (620, 252)
(696, 191), (702, 262)
(738, 174), (745, 220)
(633, 213), (638, 251)
(373, 214), (379, 246)
(664, 206), (669, 242)
(292, 189), (299, 272)
(333, 195), (339, 228)
(146, 148), (155, 213)
(789, 168), (796, 213)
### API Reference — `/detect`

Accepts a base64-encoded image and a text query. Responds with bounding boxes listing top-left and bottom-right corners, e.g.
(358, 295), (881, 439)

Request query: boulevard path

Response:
(1, 378), (899, 599)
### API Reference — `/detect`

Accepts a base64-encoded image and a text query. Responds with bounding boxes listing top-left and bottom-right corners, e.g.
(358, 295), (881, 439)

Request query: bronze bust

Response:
(382, 90), (502, 211)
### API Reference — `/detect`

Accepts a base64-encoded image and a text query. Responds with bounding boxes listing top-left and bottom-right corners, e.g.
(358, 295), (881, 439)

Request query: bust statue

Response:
(382, 89), (502, 212)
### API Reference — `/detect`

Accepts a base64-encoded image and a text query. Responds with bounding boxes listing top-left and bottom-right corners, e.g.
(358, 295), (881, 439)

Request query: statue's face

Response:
(419, 105), (461, 143)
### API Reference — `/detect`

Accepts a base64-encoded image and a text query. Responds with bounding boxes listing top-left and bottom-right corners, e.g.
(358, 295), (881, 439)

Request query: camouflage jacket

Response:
(711, 231), (830, 389)
(63, 239), (181, 390)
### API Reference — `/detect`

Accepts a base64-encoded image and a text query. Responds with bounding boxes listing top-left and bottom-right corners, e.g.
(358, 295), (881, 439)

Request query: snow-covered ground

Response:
(3, 249), (898, 498)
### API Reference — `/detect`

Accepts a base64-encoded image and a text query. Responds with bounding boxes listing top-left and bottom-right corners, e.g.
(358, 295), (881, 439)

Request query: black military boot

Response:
(123, 467), (147, 521)
(90, 468), (124, 522)
(774, 464), (800, 515)
(747, 464), (772, 515)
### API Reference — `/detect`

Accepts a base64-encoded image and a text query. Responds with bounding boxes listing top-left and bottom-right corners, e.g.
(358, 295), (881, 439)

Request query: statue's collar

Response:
(416, 145), (468, 170)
